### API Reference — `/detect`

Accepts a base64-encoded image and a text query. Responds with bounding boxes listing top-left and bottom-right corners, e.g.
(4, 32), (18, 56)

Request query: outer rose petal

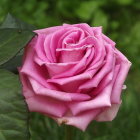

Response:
(102, 34), (116, 47)
(68, 63), (119, 115)
(34, 25), (63, 34)
(111, 49), (131, 103)
(95, 103), (121, 121)
(26, 95), (67, 117)
(29, 77), (91, 102)
(19, 71), (68, 117)
(19, 72), (34, 98)
(20, 39), (47, 87)
(55, 109), (100, 131)
(68, 82), (112, 115)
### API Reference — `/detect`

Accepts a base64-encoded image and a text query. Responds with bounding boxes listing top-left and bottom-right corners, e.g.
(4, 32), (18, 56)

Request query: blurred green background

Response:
(0, 0), (140, 140)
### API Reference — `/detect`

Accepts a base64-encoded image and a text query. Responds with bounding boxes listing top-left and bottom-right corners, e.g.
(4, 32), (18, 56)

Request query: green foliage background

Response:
(0, 0), (140, 140)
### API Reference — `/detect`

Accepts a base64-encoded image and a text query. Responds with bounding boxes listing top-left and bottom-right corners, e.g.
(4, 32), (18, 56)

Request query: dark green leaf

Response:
(0, 54), (22, 73)
(0, 13), (35, 30)
(0, 13), (35, 66)
(0, 69), (30, 140)
(0, 28), (34, 65)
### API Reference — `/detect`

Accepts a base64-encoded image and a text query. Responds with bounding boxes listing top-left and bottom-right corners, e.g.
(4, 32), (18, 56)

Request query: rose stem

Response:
(65, 125), (73, 140)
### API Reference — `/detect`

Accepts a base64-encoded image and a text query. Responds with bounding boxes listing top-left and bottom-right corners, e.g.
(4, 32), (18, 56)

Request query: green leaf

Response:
(0, 28), (34, 65)
(0, 69), (30, 140)
(0, 54), (22, 73)
(0, 13), (35, 30)
(0, 14), (35, 66)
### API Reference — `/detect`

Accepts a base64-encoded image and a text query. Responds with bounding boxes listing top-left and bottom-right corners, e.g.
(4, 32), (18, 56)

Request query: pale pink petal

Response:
(55, 109), (100, 131)
(45, 62), (78, 77)
(29, 77), (91, 101)
(86, 34), (106, 71)
(90, 64), (120, 95)
(34, 26), (63, 34)
(102, 34), (116, 47)
(34, 34), (49, 62)
(111, 49), (131, 103)
(48, 72), (93, 93)
(61, 29), (86, 47)
(19, 72), (34, 98)
(95, 103), (121, 121)
(52, 48), (93, 78)
(34, 57), (78, 77)
(69, 62), (120, 115)
(58, 47), (85, 63)
(26, 95), (67, 117)
(80, 44), (114, 90)
(92, 26), (102, 36)
(56, 27), (86, 49)
(43, 34), (56, 62)
(73, 23), (94, 36)
(57, 45), (93, 63)
(20, 43), (48, 87)
(68, 82), (113, 115)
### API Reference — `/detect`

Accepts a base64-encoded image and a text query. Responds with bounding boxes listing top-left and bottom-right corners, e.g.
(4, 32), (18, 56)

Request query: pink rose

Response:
(19, 23), (131, 131)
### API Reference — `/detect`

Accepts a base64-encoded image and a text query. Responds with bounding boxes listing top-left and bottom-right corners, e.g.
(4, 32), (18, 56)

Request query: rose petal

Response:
(20, 42), (48, 87)
(61, 30), (85, 46)
(90, 64), (120, 96)
(19, 71), (34, 98)
(111, 49), (131, 103)
(29, 77), (91, 101)
(47, 72), (93, 93)
(26, 95), (67, 117)
(43, 34), (57, 62)
(64, 23), (94, 36)
(35, 57), (78, 77)
(34, 25), (63, 34)
(92, 26), (102, 37)
(95, 103), (121, 121)
(55, 109), (100, 131)
(79, 44), (114, 90)
(56, 27), (87, 49)
(69, 82), (113, 115)
(34, 34), (50, 62)
(52, 47), (93, 78)
(86, 34), (106, 71)
(57, 46), (87, 63)
(68, 61), (120, 115)
(102, 34), (116, 47)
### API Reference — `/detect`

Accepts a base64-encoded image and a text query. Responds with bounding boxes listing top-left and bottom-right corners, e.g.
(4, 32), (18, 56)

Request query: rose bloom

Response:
(19, 23), (131, 131)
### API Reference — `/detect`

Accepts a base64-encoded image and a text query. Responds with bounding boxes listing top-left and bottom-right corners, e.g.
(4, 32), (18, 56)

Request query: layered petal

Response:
(29, 77), (91, 102)
(79, 43), (114, 90)
(95, 103), (121, 121)
(68, 61), (120, 115)
(20, 42), (48, 87)
(26, 95), (67, 117)
(55, 109), (100, 131)
(68, 82), (112, 115)
(52, 47), (93, 78)
(111, 49), (131, 103)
